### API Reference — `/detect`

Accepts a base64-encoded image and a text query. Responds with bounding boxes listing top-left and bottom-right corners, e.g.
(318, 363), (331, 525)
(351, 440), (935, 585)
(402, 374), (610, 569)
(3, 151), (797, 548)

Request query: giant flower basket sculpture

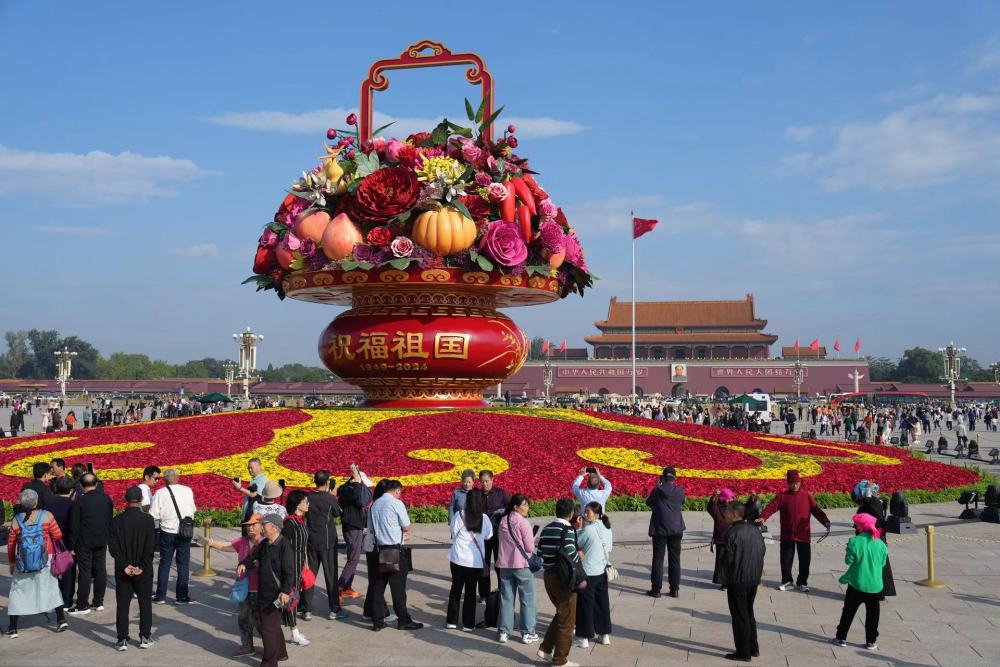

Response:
(246, 41), (594, 407)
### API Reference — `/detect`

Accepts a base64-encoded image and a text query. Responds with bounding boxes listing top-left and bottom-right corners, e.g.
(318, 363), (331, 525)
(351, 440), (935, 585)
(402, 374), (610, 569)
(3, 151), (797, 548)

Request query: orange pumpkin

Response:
(320, 213), (362, 260)
(411, 206), (477, 256)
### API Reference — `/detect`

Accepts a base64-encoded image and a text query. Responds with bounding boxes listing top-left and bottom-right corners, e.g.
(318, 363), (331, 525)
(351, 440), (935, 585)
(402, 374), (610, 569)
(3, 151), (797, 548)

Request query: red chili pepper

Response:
(517, 205), (532, 244)
(511, 176), (537, 216)
(521, 173), (549, 201)
(500, 182), (516, 222)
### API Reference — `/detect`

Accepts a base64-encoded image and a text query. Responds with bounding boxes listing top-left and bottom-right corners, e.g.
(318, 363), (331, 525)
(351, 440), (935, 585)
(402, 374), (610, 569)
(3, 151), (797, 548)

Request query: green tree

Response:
(21, 329), (62, 378)
(866, 356), (897, 381)
(97, 353), (174, 380)
(1, 330), (31, 377)
(528, 337), (547, 360)
(261, 363), (332, 382)
(895, 347), (944, 383)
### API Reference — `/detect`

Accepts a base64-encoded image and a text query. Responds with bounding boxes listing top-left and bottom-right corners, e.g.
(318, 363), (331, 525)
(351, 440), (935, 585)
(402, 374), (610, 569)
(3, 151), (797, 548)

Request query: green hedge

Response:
(7, 466), (994, 529)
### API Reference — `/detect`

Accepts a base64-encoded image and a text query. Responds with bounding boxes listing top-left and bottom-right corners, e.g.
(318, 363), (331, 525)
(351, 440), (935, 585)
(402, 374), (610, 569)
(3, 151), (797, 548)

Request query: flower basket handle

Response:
(360, 40), (494, 144)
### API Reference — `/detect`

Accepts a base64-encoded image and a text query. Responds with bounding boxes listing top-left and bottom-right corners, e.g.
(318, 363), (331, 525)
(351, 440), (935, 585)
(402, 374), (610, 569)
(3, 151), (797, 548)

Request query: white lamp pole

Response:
(54, 347), (77, 399)
(222, 361), (237, 399)
(938, 341), (966, 412)
(233, 328), (264, 404)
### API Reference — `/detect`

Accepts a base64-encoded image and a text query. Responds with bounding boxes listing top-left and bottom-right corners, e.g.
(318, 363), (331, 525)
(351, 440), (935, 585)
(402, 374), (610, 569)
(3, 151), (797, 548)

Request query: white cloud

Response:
(969, 37), (1000, 73)
(171, 243), (218, 258)
(204, 108), (585, 139)
(30, 225), (111, 237)
(562, 195), (668, 234)
(784, 125), (815, 142)
(0, 145), (210, 204)
(780, 93), (1000, 191)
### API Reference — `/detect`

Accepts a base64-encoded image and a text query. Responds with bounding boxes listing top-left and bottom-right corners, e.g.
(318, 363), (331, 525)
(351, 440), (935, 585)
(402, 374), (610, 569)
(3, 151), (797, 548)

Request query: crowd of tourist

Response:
(0, 444), (903, 667)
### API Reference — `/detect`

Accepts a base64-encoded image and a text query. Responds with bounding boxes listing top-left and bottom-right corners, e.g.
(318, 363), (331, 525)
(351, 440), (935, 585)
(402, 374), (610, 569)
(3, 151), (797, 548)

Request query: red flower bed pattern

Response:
(0, 408), (978, 510)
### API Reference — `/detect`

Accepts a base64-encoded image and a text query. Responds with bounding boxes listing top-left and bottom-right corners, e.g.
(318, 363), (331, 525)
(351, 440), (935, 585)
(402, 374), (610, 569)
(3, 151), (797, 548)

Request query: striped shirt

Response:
(537, 519), (579, 569)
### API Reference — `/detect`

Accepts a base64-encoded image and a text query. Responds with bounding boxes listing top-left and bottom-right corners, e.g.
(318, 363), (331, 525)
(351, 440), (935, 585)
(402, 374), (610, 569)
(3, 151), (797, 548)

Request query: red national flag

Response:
(854, 337), (861, 354)
(632, 217), (659, 239)
(541, 340), (549, 354)
(793, 338), (799, 351)
(559, 340), (567, 352)
(833, 338), (841, 352)
(809, 338), (820, 351)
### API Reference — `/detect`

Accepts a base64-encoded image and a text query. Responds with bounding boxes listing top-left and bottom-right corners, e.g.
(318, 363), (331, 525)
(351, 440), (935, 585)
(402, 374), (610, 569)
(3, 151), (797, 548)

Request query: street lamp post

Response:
(938, 341), (966, 411)
(54, 346), (78, 399)
(233, 328), (264, 404)
(222, 361), (237, 399)
(542, 356), (553, 403)
(792, 360), (805, 403)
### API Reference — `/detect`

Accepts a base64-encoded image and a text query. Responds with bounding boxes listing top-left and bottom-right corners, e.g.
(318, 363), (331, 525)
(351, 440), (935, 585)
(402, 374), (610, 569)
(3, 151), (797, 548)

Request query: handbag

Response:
(556, 525), (588, 592)
(507, 514), (542, 573)
(50, 538), (75, 577)
(229, 576), (249, 604)
(378, 547), (401, 574)
(301, 564), (316, 590)
(166, 485), (195, 540)
(598, 530), (618, 582)
(468, 521), (490, 579)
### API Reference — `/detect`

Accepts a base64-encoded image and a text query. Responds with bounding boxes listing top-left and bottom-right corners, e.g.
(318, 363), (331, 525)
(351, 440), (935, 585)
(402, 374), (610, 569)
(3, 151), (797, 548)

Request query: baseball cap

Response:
(242, 514), (263, 526)
(124, 486), (143, 502)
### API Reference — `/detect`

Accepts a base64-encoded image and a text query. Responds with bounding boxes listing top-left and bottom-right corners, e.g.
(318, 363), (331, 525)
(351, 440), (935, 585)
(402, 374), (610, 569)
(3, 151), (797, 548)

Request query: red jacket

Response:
(760, 489), (830, 542)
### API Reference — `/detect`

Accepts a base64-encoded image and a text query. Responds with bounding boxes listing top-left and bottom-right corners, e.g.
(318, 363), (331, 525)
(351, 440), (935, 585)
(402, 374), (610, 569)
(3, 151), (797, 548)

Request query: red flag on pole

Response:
(541, 340), (549, 354)
(833, 338), (840, 352)
(632, 217), (659, 239)
(793, 338), (799, 352)
(854, 337), (861, 354)
(559, 340), (567, 352)
(809, 338), (820, 351)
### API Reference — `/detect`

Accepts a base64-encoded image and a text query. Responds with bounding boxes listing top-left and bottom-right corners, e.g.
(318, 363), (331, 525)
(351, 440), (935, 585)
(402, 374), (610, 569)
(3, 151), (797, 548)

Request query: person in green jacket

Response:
(831, 513), (888, 651)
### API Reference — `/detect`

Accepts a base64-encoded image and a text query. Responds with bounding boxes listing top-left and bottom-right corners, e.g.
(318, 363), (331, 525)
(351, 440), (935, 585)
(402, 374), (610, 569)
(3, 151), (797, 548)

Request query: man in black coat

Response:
(109, 486), (156, 651)
(239, 514), (295, 667)
(721, 501), (765, 661)
(18, 462), (55, 512)
(646, 466), (686, 597)
(68, 472), (114, 614)
(303, 469), (348, 621)
(337, 465), (372, 597)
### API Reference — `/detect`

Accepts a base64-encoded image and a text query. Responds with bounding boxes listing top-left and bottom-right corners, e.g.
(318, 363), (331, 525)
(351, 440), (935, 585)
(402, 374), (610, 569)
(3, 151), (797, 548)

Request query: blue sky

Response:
(2, 1), (999, 366)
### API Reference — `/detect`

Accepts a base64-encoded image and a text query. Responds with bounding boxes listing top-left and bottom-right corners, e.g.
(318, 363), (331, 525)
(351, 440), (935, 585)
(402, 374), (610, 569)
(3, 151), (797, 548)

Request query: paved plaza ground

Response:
(1, 499), (998, 667)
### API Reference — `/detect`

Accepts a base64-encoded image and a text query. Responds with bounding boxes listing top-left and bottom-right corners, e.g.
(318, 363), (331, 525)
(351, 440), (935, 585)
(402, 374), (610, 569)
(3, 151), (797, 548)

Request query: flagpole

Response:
(631, 211), (637, 404)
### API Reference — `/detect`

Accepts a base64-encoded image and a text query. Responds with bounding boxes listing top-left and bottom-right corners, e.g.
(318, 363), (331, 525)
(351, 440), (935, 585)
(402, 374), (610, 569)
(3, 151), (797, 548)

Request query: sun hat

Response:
(262, 480), (282, 499)
(242, 514), (263, 525)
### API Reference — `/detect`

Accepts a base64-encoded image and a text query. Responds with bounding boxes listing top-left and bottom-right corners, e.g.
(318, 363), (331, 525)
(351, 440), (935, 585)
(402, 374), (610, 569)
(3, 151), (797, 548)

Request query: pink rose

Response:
(462, 143), (483, 164)
(385, 138), (405, 163)
(474, 171), (493, 187)
(487, 182), (508, 203)
(539, 198), (558, 218)
(479, 220), (528, 267)
(390, 235), (414, 258)
(282, 231), (302, 252)
(371, 136), (387, 153)
(259, 229), (279, 247)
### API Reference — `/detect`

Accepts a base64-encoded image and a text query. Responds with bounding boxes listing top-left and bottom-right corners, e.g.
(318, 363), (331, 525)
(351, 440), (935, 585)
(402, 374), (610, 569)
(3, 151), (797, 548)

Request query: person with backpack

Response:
(150, 469), (197, 604)
(536, 498), (583, 667)
(336, 464), (373, 600)
(67, 473), (113, 615)
(5, 489), (70, 637)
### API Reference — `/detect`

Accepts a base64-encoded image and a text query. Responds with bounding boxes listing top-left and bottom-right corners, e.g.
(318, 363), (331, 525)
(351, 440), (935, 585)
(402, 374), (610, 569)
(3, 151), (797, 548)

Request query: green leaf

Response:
(452, 126), (473, 138)
(356, 261), (374, 271)
(355, 151), (380, 177)
(431, 124), (449, 146)
(475, 97), (487, 123)
(479, 105), (505, 132)
(372, 121), (395, 137)
(242, 275), (269, 285)
(475, 254), (494, 272)
(389, 257), (413, 270)
(527, 264), (551, 276)
(449, 198), (473, 220)
(339, 260), (359, 271)
(464, 98), (476, 121)
(266, 222), (286, 233)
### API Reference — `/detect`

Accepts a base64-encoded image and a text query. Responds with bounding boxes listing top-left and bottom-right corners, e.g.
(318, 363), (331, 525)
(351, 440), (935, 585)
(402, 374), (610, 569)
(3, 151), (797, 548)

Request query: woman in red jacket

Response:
(756, 470), (831, 592)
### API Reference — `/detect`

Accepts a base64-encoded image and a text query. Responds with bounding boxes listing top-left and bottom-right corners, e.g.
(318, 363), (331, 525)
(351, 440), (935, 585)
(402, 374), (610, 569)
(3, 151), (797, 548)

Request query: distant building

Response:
(780, 346), (827, 360)
(585, 294), (778, 360)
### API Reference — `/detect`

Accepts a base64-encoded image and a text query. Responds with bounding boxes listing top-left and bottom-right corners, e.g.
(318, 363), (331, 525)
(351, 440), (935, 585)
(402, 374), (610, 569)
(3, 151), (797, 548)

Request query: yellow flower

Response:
(415, 155), (465, 185)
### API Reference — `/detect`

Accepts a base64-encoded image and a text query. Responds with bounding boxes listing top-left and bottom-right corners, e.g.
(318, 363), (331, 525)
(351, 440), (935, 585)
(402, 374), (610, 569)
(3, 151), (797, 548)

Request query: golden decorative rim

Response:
(283, 267), (561, 307)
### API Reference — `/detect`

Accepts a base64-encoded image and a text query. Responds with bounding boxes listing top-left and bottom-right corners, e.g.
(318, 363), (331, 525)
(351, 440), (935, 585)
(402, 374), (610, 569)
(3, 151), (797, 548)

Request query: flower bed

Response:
(0, 409), (981, 516)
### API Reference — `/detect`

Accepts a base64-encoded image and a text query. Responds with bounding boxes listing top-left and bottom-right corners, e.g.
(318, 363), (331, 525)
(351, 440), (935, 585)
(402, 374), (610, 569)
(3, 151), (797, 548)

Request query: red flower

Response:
(366, 226), (392, 248)
(349, 167), (420, 224)
(407, 132), (432, 146)
(459, 194), (491, 223)
(555, 207), (569, 228)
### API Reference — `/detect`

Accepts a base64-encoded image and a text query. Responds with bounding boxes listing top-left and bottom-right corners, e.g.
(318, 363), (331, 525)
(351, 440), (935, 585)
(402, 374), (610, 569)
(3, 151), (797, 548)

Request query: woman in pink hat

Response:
(831, 513), (888, 651)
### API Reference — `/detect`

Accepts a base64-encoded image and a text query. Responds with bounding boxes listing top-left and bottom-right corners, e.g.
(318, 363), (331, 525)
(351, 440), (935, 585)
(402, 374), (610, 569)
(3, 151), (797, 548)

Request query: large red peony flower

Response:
(459, 194), (492, 223)
(349, 167), (420, 224)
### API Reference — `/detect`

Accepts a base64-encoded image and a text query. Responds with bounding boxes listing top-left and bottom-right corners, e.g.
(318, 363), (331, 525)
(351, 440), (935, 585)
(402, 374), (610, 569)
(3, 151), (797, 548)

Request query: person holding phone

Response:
(233, 458), (268, 524)
(238, 515), (294, 667)
(572, 467), (612, 514)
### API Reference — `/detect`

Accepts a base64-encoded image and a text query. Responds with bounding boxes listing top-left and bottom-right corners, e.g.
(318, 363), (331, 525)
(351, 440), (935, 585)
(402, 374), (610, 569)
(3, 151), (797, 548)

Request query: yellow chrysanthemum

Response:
(415, 155), (465, 185)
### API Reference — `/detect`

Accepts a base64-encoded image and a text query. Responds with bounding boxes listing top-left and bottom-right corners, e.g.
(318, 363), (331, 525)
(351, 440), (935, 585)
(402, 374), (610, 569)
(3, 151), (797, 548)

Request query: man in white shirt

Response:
(572, 467), (612, 513)
(149, 469), (197, 604)
(367, 480), (423, 632)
